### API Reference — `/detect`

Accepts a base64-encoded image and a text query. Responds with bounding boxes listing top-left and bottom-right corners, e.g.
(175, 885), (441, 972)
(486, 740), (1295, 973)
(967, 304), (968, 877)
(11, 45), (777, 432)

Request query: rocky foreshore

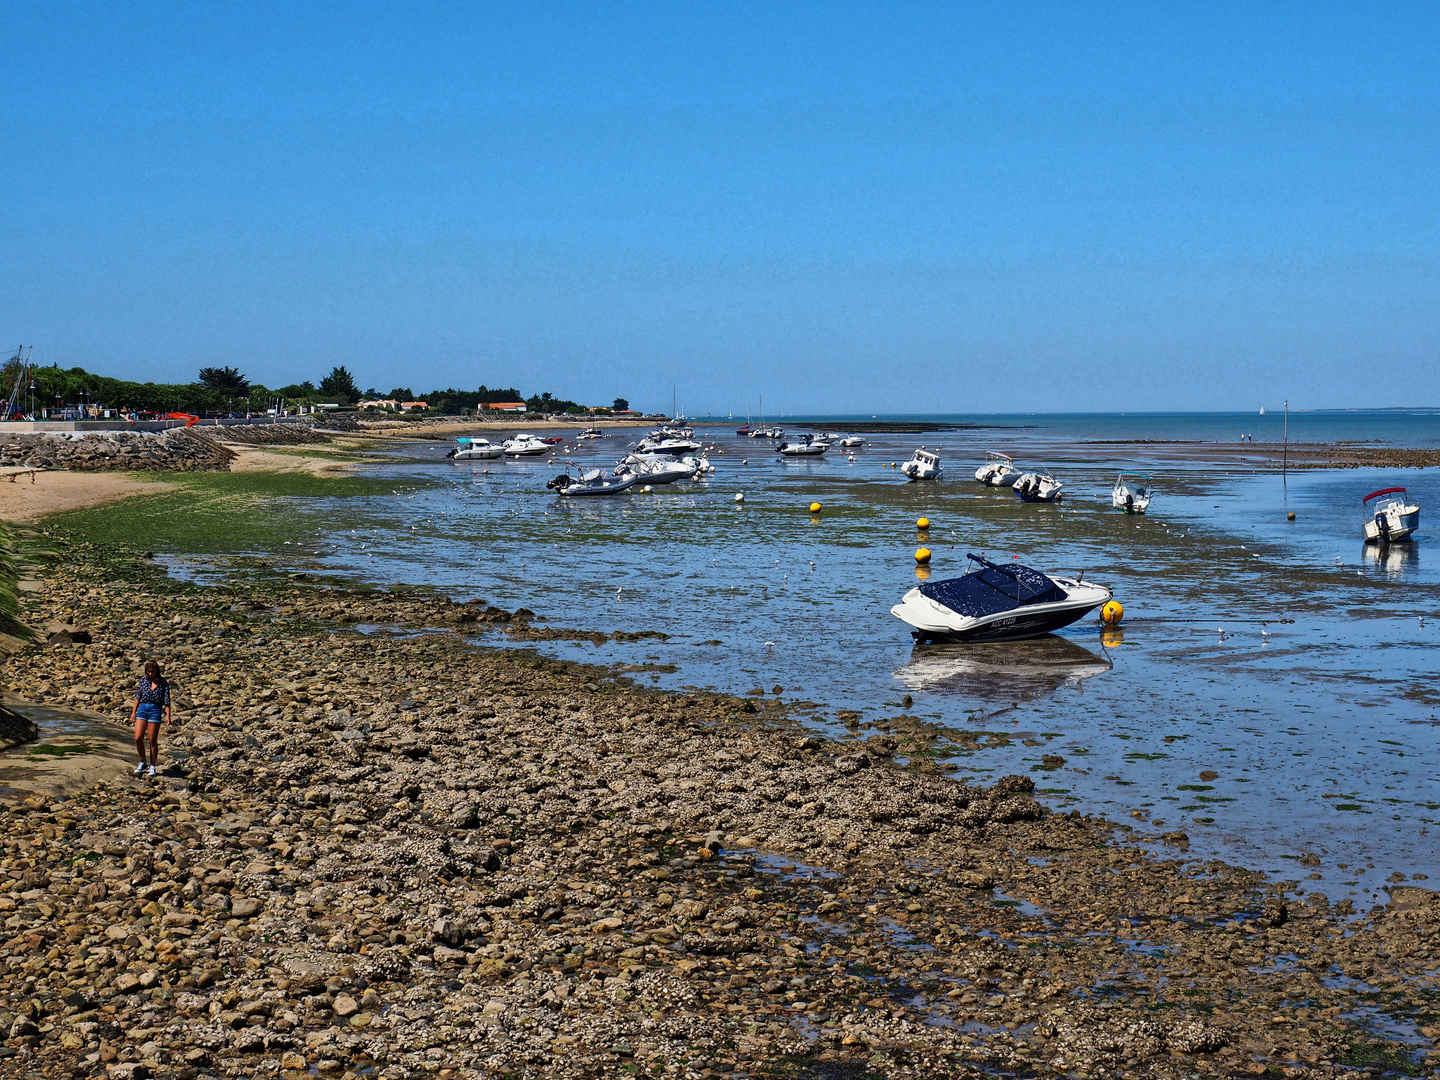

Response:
(0, 538), (1436, 1079)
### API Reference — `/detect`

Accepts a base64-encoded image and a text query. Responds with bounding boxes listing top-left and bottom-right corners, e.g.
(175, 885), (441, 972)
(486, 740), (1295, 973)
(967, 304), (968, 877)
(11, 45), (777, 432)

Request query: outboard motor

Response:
(546, 474), (572, 492)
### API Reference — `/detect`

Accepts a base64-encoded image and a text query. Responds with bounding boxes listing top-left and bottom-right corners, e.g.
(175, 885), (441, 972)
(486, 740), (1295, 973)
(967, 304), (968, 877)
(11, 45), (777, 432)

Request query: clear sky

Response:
(3, 3), (1438, 414)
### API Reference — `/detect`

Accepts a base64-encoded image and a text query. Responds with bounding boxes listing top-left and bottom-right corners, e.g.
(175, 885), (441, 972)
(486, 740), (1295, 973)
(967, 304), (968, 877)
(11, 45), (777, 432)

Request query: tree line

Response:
(2, 361), (630, 416)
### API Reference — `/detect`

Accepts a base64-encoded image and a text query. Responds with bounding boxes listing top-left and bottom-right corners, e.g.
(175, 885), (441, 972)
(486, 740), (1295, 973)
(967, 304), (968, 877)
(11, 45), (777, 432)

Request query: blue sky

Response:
(2, 3), (1438, 413)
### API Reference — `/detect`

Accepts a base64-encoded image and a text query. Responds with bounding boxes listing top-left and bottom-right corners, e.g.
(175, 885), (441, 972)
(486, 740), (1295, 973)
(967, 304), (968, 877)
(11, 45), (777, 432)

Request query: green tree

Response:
(319, 365), (359, 402)
(198, 366), (250, 396)
(612, 397), (629, 412)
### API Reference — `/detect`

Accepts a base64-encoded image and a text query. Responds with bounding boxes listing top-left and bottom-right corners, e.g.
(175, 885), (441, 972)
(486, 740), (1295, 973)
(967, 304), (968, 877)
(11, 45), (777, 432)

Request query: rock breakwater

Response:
(0, 431), (234, 473)
(0, 538), (1435, 1079)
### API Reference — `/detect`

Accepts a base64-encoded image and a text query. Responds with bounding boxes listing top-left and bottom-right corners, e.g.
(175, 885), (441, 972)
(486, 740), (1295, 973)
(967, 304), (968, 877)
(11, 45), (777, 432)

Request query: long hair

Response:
(143, 659), (166, 685)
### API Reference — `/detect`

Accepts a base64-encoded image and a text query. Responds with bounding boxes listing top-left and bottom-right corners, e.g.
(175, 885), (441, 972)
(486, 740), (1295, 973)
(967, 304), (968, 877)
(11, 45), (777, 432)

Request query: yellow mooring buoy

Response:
(916, 517), (930, 529)
(809, 502), (822, 514)
(915, 547), (932, 564)
(1100, 600), (1124, 625)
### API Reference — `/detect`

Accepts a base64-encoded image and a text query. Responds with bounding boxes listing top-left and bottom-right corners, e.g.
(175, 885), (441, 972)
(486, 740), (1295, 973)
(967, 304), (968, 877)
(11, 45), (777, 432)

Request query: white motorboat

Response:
(1013, 469), (1063, 503)
(839, 435), (865, 448)
(900, 448), (942, 480)
(447, 437), (503, 461)
(892, 553), (1113, 643)
(501, 433), (551, 456)
(546, 466), (638, 497)
(777, 434), (828, 456)
(634, 434), (703, 455)
(1363, 487), (1420, 543)
(575, 427), (607, 440)
(975, 451), (1022, 487)
(616, 455), (696, 485)
(1112, 473), (1153, 514)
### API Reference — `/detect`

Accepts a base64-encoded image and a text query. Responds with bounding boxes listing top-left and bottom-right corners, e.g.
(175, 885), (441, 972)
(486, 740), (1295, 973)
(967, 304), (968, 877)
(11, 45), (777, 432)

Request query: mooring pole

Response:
(1283, 399), (1288, 479)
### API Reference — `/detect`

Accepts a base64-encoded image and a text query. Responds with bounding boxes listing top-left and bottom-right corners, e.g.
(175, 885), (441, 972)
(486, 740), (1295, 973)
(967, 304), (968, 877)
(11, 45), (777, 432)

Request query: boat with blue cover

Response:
(891, 553), (1111, 643)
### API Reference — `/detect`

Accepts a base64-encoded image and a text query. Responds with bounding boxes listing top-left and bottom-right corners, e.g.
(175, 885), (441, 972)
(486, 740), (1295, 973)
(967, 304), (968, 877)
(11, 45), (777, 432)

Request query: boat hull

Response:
(1364, 508), (1419, 542)
(891, 581), (1111, 643)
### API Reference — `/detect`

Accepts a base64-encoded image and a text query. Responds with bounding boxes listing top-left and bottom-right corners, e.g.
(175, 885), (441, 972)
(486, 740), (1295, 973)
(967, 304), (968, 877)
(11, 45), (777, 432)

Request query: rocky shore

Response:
(0, 537), (1436, 1079)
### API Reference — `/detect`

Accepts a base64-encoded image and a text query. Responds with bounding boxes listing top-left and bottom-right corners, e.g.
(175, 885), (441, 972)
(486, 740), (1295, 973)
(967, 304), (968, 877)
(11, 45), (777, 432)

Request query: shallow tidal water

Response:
(154, 423), (1440, 909)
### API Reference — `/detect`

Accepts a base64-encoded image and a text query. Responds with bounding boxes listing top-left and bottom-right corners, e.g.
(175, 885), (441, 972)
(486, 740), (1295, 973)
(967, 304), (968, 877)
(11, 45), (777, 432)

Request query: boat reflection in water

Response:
(894, 636), (1112, 703)
(1362, 541), (1419, 579)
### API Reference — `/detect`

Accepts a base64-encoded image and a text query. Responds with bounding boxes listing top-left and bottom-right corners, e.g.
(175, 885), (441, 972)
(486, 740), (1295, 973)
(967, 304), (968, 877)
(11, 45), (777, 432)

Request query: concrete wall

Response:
(0, 416), (312, 434)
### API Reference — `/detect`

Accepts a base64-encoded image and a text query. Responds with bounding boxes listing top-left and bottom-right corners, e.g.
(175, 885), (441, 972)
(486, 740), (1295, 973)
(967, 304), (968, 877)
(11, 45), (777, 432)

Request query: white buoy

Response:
(735, 493), (745, 502)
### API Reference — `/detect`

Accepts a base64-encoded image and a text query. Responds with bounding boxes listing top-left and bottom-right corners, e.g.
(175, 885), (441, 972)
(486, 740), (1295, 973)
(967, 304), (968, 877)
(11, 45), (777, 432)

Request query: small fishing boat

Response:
(900, 448), (942, 480)
(974, 451), (1022, 487)
(777, 434), (828, 456)
(446, 437), (502, 460)
(501, 433), (551, 456)
(839, 434), (865, 448)
(1112, 473), (1153, 513)
(546, 466), (639, 497)
(1013, 469), (1063, 503)
(891, 553), (1112, 643)
(1363, 487), (1420, 543)
(575, 427), (607, 440)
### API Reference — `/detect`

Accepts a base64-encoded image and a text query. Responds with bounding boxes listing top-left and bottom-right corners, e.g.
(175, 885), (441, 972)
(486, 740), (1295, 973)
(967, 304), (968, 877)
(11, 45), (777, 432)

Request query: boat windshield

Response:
(917, 555), (1065, 618)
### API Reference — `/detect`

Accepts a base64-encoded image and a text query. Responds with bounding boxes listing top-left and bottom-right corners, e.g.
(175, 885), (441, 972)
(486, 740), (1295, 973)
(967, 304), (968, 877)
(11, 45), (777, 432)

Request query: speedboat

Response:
(777, 435), (828, 456)
(900, 448), (942, 480)
(1363, 487), (1420, 543)
(546, 466), (639, 497)
(616, 455), (696, 485)
(1013, 469), (1063, 503)
(891, 553), (1112, 643)
(501, 433), (551, 456)
(1112, 473), (1153, 513)
(447, 437), (502, 460)
(839, 435), (865, 448)
(975, 452), (1022, 487)
(634, 433), (703, 455)
(541, 436), (565, 445)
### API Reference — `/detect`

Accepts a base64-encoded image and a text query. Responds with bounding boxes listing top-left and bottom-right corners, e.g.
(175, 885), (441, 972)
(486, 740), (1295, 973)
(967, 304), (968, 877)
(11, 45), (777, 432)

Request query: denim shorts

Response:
(137, 702), (163, 725)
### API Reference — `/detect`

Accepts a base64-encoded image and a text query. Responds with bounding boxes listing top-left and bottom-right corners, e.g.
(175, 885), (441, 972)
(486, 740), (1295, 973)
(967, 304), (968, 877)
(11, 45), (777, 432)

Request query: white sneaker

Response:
(146, 764), (157, 777)
(133, 762), (146, 776)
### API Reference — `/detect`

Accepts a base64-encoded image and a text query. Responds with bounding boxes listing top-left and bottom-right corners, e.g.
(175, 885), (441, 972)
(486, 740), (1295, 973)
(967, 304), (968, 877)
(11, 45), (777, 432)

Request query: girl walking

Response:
(131, 659), (172, 777)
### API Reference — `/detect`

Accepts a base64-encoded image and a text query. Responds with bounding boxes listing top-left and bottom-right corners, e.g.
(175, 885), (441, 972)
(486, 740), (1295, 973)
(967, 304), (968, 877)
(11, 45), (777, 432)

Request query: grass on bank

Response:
(42, 469), (428, 557)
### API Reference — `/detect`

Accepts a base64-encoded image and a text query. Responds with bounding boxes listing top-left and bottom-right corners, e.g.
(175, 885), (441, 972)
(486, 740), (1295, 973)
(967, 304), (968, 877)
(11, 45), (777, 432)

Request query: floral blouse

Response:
(136, 678), (171, 707)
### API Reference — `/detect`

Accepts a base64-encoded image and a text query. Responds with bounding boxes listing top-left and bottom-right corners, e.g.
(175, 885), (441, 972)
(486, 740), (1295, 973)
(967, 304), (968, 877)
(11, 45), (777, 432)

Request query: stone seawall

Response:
(0, 429), (236, 472)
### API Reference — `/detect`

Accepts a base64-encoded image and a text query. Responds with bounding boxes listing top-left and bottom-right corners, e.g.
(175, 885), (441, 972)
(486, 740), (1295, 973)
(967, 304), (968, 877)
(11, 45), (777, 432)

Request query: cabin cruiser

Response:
(546, 465), (639, 497)
(1112, 473), (1153, 513)
(891, 553), (1112, 643)
(633, 432), (703, 455)
(777, 434), (828, 456)
(1013, 469), (1063, 503)
(1363, 487), (1420, 543)
(501, 433), (551, 456)
(900, 448), (942, 480)
(839, 434), (865, 448)
(975, 452), (1022, 487)
(446, 437), (503, 460)
(615, 455), (697, 485)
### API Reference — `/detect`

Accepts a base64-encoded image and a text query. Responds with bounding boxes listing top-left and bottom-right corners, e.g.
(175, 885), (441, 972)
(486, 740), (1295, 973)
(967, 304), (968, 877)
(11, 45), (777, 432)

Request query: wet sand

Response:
(0, 526), (1435, 1078)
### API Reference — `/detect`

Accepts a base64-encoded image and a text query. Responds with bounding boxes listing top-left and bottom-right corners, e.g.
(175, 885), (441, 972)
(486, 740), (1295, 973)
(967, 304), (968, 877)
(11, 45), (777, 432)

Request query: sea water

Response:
(183, 414), (1440, 908)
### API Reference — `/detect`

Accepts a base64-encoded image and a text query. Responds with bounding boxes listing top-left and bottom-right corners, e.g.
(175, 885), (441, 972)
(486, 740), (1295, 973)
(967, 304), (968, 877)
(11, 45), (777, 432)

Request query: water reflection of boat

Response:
(1362, 542), (1419, 576)
(894, 636), (1112, 700)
